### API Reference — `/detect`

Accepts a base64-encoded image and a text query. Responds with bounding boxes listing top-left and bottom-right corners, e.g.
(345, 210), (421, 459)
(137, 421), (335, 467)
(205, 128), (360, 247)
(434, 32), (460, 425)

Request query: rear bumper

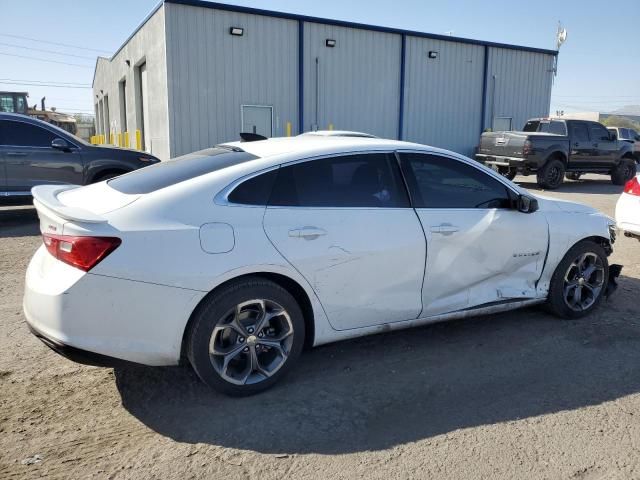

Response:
(476, 154), (532, 169)
(23, 246), (204, 367)
(28, 323), (136, 368)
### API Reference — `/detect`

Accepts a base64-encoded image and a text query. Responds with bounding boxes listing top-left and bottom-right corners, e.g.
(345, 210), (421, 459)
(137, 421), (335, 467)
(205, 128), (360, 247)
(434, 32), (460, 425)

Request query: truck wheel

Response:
(491, 165), (517, 181)
(611, 159), (636, 186)
(537, 158), (565, 189)
(565, 172), (581, 181)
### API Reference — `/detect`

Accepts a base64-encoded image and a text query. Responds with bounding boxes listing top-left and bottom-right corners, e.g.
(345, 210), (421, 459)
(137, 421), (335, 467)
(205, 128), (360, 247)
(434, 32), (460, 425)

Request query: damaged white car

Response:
(24, 136), (620, 395)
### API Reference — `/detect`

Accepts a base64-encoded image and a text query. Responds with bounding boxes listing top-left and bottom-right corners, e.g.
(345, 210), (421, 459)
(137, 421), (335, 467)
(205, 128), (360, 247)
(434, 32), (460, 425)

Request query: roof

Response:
(105, 0), (558, 63)
(219, 135), (432, 160)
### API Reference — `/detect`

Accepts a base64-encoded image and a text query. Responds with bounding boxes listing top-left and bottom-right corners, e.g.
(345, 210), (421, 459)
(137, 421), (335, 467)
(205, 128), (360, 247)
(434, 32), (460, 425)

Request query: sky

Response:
(2, 0), (638, 119)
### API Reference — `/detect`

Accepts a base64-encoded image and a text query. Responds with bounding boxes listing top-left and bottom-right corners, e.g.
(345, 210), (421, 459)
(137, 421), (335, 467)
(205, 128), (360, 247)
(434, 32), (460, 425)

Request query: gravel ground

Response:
(1, 174), (640, 480)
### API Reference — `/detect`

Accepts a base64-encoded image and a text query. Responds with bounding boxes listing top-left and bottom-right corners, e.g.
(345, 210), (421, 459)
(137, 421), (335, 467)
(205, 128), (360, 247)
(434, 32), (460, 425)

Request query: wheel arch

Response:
(88, 167), (131, 183)
(180, 272), (316, 362)
(575, 235), (613, 256)
(545, 150), (567, 166)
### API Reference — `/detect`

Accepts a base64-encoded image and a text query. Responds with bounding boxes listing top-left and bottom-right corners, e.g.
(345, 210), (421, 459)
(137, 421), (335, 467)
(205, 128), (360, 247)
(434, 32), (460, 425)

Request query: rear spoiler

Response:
(31, 185), (107, 224)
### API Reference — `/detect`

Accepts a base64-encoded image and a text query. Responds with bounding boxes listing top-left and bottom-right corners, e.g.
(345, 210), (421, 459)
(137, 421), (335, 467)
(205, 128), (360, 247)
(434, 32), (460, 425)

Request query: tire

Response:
(491, 164), (517, 181)
(565, 172), (581, 181)
(611, 159), (636, 186)
(546, 240), (609, 319)
(186, 278), (305, 396)
(536, 157), (566, 189)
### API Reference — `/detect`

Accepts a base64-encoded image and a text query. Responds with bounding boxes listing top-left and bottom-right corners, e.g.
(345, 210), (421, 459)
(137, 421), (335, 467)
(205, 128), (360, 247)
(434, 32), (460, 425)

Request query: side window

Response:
(548, 121), (567, 136)
(1, 120), (58, 147)
(0, 94), (14, 113)
(590, 124), (610, 142)
(228, 169), (278, 205)
(570, 123), (590, 142)
(400, 153), (513, 209)
(269, 153), (409, 208)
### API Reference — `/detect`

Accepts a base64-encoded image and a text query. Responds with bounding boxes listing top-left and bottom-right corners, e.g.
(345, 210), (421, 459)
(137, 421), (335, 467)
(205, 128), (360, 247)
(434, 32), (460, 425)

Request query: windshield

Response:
(107, 147), (258, 194)
(523, 120), (567, 136)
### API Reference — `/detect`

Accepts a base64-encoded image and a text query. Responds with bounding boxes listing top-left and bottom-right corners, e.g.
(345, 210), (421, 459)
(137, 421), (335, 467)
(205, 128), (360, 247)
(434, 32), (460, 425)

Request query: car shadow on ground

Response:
(0, 206), (39, 238)
(514, 175), (624, 195)
(115, 274), (640, 455)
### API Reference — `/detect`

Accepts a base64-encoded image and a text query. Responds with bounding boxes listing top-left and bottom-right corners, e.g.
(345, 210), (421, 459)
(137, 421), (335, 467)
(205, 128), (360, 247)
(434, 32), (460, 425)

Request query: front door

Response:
(589, 122), (618, 168)
(242, 105), (272, 138)
(1, 119), (84, 191)
(263, 152), (426, 331)
(398, 152), (549, 316)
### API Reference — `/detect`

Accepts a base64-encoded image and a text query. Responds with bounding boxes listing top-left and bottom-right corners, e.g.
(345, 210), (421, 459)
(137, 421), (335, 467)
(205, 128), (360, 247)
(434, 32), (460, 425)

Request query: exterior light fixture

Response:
(325, 39), (336, 47)
(428, 51), (438, 59)
(229, 27), (244, 36)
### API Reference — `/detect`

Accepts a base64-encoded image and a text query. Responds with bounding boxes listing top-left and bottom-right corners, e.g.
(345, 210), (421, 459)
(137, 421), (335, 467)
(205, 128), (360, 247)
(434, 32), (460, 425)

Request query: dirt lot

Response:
(1, 174), (640, 479)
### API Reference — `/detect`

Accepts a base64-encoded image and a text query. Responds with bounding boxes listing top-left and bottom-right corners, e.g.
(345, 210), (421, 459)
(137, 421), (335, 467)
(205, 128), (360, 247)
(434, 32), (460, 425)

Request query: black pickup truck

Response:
(476, 118), (636, 189)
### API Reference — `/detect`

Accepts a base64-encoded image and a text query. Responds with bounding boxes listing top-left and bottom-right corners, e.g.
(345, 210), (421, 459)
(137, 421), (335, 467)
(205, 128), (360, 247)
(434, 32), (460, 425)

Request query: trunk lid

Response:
(478, 131), (529, 158)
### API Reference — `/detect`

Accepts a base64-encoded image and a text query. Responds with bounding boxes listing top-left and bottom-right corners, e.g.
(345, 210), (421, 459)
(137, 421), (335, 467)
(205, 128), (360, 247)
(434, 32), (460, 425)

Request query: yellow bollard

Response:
(124, 131), (130, 148)
(110, 133), (115, 145)
(286, 122), (292, 137)
(117, 133), (122, 147)
(135, 130), (142, 150)
(328, 123), (334, 131)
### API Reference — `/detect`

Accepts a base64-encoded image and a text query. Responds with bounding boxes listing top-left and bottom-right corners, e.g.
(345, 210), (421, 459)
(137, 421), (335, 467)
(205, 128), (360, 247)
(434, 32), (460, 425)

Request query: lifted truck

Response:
(476, 118), (636, 189)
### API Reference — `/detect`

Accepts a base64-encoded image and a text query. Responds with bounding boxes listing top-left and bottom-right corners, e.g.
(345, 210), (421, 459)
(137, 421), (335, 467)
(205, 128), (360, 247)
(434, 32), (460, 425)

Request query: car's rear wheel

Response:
(547, 240), (609, 319)
(187, 278), (305, 396)
(611, 159), (636, 185)
(536, 158), (565, 189)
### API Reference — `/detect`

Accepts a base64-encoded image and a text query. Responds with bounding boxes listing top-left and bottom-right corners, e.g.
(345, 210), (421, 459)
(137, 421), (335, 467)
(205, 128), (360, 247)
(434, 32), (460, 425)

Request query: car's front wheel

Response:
(547, 240), (609, 319)
(187, 278), (305, 396)
(611, 159), (636, 186)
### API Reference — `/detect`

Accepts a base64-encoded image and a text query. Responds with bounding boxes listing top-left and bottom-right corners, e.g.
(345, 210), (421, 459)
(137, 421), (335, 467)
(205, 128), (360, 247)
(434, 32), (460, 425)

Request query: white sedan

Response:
(615, 174), (640, 241)
(24, 136), (620, 395)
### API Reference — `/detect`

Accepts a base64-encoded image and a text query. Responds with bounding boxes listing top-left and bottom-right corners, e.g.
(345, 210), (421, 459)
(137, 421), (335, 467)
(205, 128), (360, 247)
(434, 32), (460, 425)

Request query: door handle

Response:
(288, 227), (327, 239)
(573, 142), (579, 147)
(430, 224), (460, 235)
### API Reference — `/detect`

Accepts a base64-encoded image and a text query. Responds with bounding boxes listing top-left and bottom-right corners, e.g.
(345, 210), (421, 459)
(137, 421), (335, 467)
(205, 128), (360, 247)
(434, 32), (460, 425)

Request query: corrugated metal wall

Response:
(485, 47), (555, 133)
(165, 3), (299, 157)
(403, 37), (485, 156)
(302, 23), (401, 138)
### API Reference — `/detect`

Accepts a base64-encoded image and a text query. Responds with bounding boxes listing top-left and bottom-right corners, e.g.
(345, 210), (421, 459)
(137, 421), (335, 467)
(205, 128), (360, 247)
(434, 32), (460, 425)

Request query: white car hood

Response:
(533, 193), (600, 215)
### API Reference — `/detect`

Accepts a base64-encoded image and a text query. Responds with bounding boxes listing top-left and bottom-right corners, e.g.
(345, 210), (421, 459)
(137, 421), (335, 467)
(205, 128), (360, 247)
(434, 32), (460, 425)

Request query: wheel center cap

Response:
(578, 277), (585, 286)
(246, 335), (258, 346)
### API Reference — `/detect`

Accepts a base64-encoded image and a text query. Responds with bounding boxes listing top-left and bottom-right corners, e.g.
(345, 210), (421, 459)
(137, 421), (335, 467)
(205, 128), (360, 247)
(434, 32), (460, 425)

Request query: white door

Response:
(242, 105), (272, 137)
(140, 63), (150, 152)
(263, 152), (426, 331)
(398, 152), (549, 316)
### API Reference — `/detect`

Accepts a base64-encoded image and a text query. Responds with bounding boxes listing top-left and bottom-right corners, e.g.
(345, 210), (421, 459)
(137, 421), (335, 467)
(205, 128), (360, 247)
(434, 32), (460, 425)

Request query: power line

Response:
(0, 41), (96, 60)
(0, 81), (92, 89)
(0, 33), (111, 54)
(0, 78), (91, 86)
(0, 52), (94, 68)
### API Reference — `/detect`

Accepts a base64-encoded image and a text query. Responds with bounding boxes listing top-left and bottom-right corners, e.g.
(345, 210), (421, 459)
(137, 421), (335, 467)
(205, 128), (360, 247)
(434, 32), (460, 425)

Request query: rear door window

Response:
(108, 147), (258, 194)
(268, 153), (409, 208)
(570, 123), (590, 142)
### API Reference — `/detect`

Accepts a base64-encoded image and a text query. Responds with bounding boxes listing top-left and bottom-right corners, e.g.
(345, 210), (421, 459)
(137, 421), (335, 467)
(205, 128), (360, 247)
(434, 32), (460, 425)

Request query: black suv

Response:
(0, 113), (159, 199)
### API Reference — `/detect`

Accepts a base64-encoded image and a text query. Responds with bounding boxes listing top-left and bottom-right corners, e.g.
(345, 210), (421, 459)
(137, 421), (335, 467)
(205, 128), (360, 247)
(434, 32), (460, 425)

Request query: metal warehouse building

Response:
(92, 0), (558, 161)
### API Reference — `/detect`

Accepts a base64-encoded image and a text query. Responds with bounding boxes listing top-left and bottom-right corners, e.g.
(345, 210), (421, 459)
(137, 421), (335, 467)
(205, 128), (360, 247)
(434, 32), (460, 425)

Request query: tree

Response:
(601, 115), (640, 130)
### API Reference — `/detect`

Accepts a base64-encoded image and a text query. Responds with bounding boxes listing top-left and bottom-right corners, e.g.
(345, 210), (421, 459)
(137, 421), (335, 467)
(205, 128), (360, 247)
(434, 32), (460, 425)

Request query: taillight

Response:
(624, 177), (640, 196)
(523, 140), (533, 156)
(42, 234), (121, 271)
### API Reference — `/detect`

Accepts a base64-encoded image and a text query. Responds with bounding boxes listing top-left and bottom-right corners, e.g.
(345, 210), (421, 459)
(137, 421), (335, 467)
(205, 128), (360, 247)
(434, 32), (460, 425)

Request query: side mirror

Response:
(51, 138), (70, 151)
(517, 194), (539, 214)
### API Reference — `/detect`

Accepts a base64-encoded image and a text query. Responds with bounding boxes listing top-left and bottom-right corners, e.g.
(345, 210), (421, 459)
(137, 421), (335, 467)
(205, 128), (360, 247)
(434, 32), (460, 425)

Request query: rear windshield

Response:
(108, 147), (258, 194)
(523, 120), (567, 136)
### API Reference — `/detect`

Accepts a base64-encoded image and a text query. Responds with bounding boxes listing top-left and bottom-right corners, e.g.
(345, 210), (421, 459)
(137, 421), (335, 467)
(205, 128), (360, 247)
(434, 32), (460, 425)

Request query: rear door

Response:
(589, 122), (617, 167)
(263, 152), (426, 331)
(567, 121), (593, 170)
(2, 119), (84, 191)
(398, 152), (548, 316)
